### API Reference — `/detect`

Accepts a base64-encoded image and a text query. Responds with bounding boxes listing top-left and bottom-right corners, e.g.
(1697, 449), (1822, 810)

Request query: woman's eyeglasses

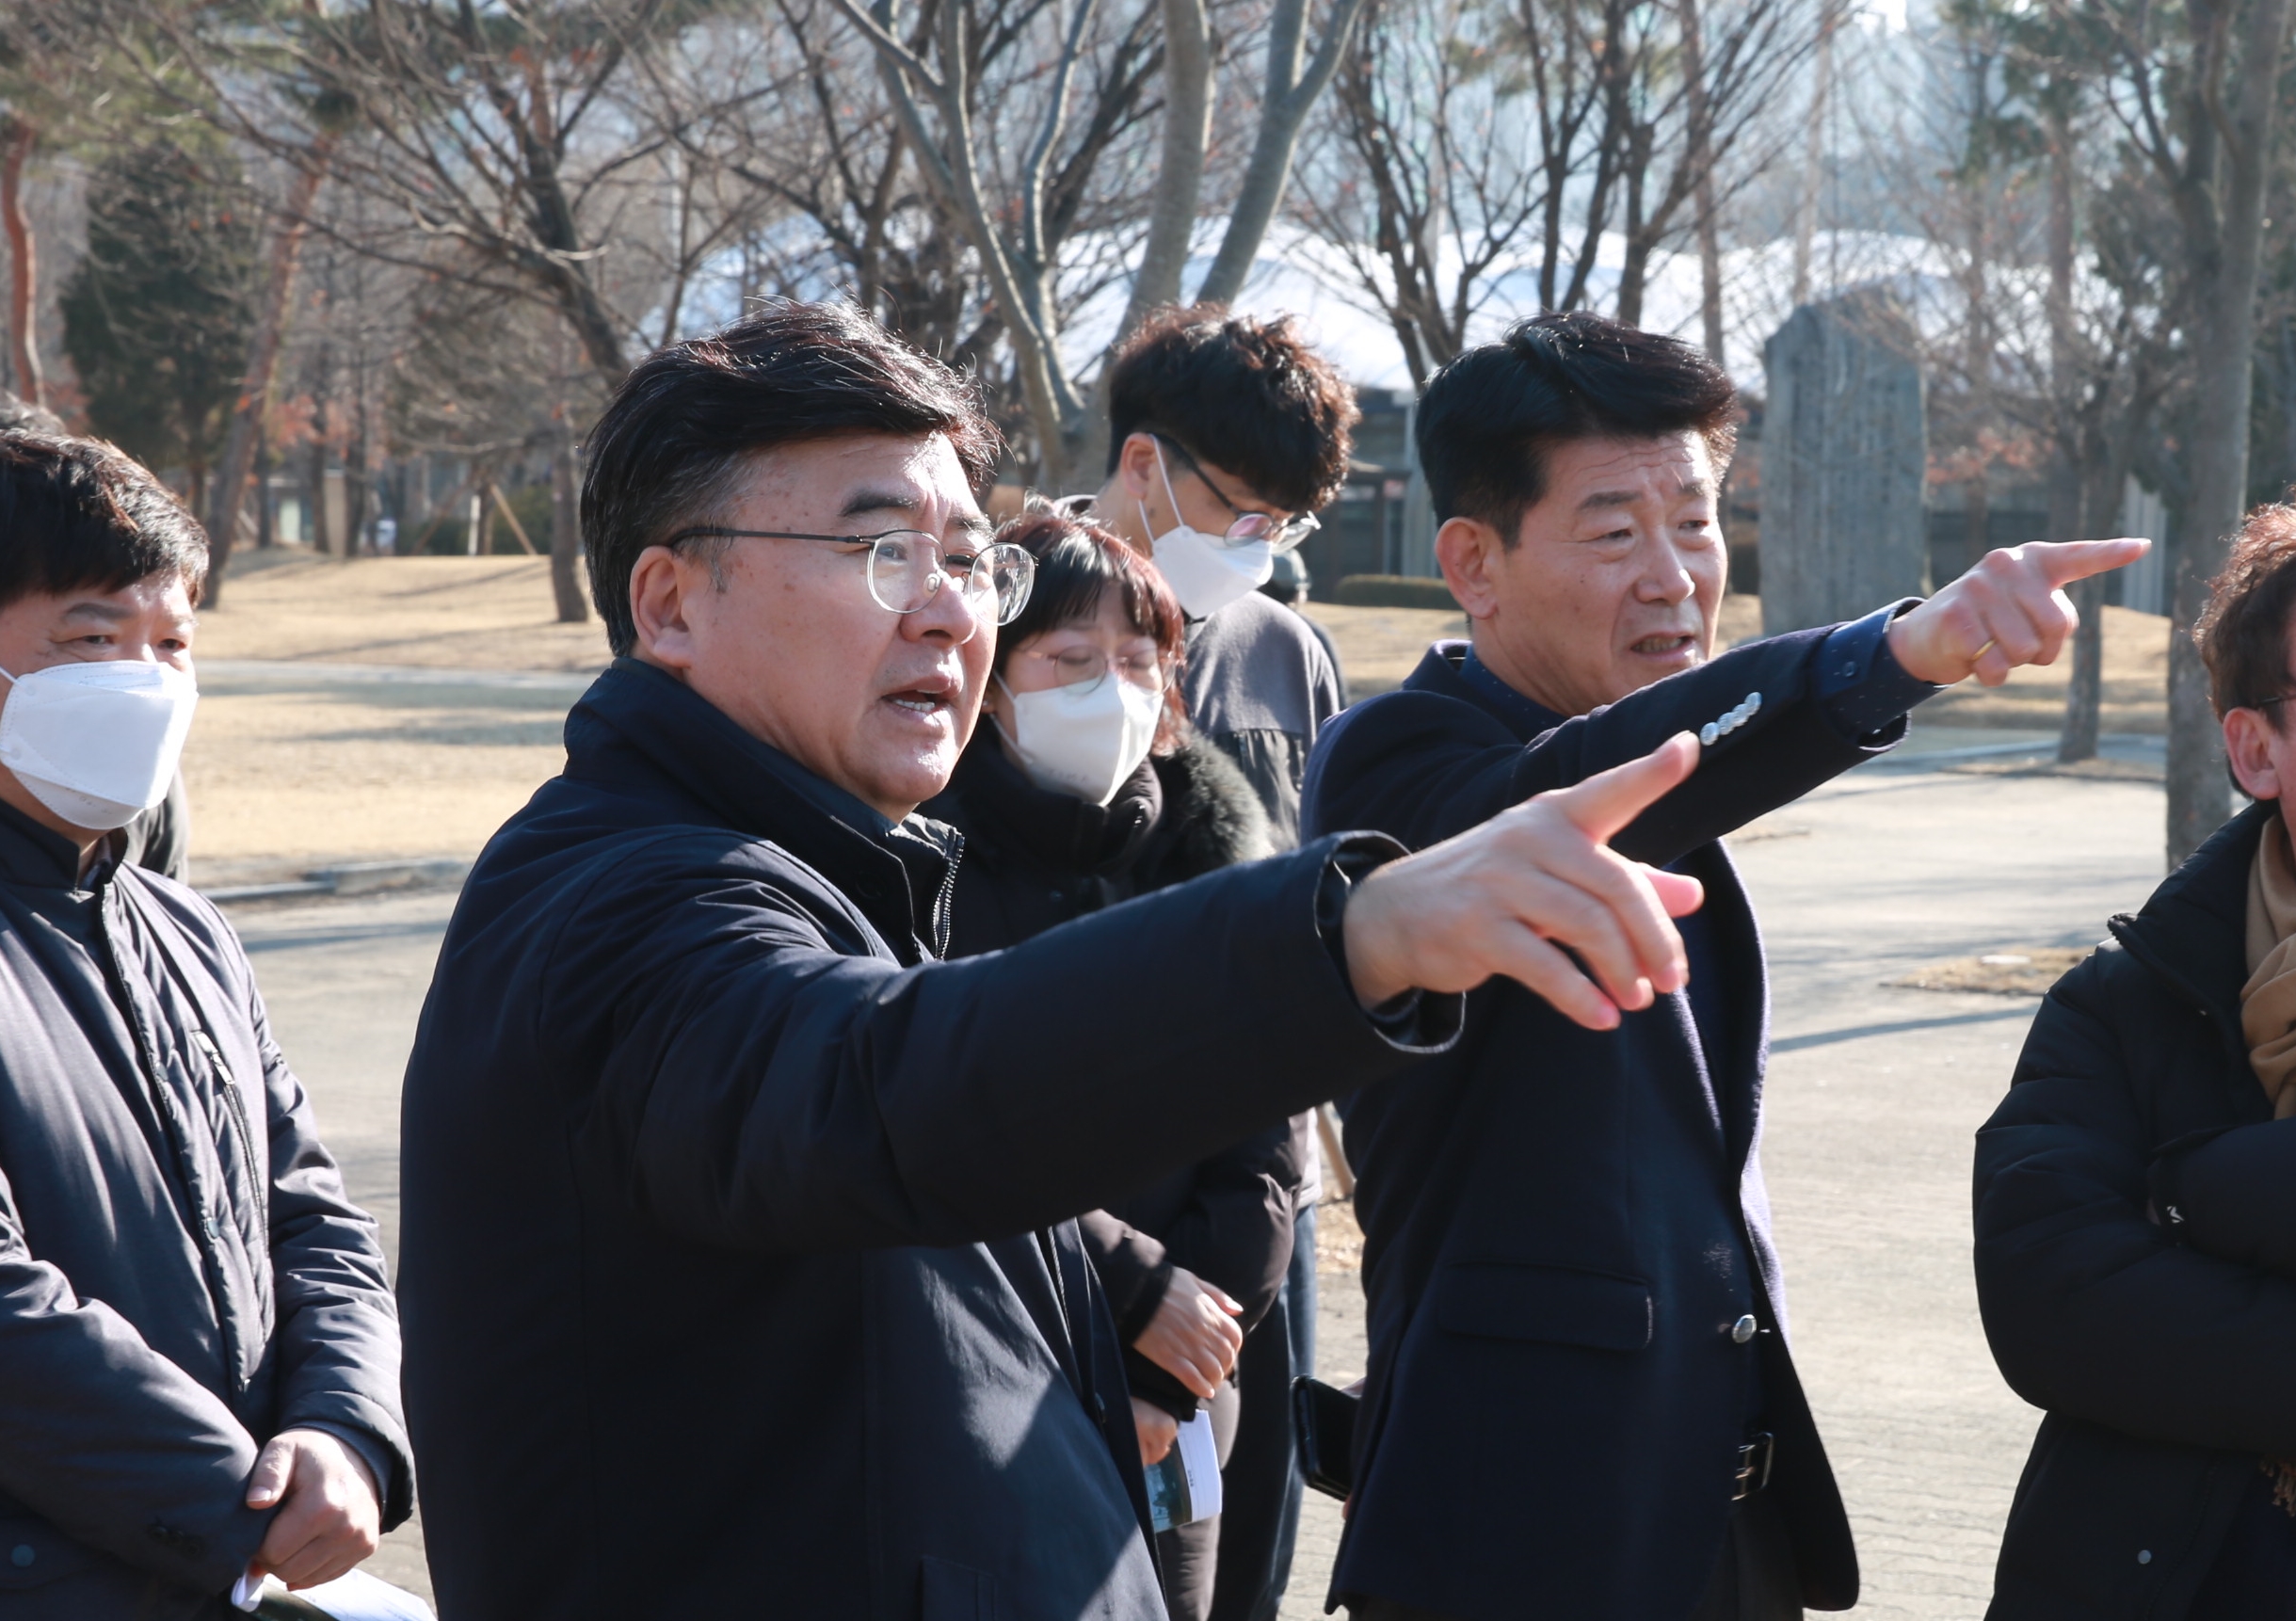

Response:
(1014, 645), (1172, 694)
(666, 527), (1036, 626)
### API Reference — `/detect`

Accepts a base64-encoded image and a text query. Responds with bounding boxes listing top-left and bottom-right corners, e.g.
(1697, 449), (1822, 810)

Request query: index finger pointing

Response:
(2026, 537), (2151, 587)
(1541, 731), (1701, 844)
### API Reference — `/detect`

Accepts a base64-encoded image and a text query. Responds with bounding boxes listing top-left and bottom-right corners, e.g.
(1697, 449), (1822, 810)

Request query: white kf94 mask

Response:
(0, 659), (199, 831)
(995, 670), (1162, 806)
(1140, 445), (1275, 619)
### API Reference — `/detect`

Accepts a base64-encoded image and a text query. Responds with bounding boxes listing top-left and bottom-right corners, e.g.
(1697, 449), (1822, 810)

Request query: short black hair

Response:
(1104, 306), (1357, 514)
(1417, 313), (1739, 543)
(583, 300), (1001, 657)
(990, 504), (1189, 752)
(0, 433), (208, 611)
(0, 393), (66, 437)
(991, 506), (1184, 680)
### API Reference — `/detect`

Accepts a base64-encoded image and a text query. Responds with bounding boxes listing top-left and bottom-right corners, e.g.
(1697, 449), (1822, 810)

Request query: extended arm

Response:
(1307, 539), (2147, 865)
(559, 739), (1710, 1254)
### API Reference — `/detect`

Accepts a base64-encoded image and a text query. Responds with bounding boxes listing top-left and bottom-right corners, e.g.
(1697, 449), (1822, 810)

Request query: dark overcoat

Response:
(1301, 630), (1903, 1620)
(927, 733), (1299, 1413)
(397, 658), (1455, 1621)
(0, 806), (409, 1619)
(1975, 798), (2296, 1619)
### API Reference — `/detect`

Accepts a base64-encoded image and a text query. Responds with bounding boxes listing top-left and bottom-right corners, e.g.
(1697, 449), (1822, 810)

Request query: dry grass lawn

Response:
(196, 549), (612, 670)
(176, 554), (2169, 879)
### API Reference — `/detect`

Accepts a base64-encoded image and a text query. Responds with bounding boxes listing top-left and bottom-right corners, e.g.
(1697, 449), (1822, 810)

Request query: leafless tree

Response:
(1287, 0), (1833, 385)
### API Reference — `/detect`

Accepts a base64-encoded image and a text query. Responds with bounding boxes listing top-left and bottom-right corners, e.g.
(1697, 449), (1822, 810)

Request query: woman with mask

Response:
(925, 509), (1298, 1621)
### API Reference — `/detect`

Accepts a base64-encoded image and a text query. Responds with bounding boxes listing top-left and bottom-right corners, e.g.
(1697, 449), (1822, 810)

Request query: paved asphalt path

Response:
(233, 748), (2168, 1617)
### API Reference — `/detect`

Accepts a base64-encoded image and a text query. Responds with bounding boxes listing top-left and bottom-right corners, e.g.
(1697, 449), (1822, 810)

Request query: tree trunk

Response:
(253, 421), (274, 550)
(202, 154), (328, 607)
(1117, 0), (1211, 335)
(307, 426), (331, 557)
(2046, 104), (2104, 763)
(2166, 0), (2295, 864)
(1613, 122), (1656, 327)
(1790, 17), (1831, 308)
(550, 424), (588, 623)
(0, 114), (40, 409)
(1194, 0), (1374, 306)
(2062, 443), (2126, 764)
(1682, 0), (1725, 361)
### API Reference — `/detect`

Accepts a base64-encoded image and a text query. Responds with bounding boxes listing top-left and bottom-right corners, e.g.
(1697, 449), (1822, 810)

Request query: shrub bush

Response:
(1331, 574), (1459, 610)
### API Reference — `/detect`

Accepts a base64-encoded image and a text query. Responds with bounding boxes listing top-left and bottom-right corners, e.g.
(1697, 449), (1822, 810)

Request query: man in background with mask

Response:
(0, 433), (412, 1616)
(0, 395), (188, 881)
(1080, 305), (1356, 1621)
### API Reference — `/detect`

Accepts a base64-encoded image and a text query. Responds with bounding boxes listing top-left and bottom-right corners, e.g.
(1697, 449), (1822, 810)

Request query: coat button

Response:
(2138, 1549), (2152, 1565)
(8, 1546), (30, 1567)
(1730, 1314), (1758, 1344)
(1700, 723), (1720, 746)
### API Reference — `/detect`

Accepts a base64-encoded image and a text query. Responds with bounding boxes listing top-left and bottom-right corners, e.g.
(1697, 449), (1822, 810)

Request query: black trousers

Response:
(1209, 1203), (1315, 1621)
(1346, 1491), (1804, 1621)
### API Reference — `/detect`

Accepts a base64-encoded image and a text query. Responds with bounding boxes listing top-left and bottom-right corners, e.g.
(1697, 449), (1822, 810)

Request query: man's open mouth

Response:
(1630, 634), (1698, 657)
(884, 673), (959, 715)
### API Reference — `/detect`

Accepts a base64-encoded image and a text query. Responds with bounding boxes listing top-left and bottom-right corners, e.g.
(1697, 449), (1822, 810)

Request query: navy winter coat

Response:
(1975, 799), (2296, 1618)
(1301, 628), (1913, 1620)
(0, 804), (409, 1619)
(396, 658), (1456, 1621)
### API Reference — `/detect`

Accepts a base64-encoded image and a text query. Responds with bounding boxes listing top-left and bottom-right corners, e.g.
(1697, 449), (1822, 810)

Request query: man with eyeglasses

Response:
(1078, 307), (1361, 1621)
(1084, 308), (1351, 851)
(393, 300), (1725, 1620)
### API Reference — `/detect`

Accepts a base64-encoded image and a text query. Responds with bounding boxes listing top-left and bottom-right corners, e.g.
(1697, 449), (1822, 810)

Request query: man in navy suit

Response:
(1300, 312), (2143, 1621)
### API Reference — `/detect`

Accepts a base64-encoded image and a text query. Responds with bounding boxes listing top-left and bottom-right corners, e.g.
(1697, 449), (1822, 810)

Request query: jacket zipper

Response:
(931, 835), (963, 960)
(194, 1030), (269, 1238)
(96, 889), (256, 1395)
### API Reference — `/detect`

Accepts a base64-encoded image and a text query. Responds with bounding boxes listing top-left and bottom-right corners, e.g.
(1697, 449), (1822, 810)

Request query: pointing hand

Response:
(1341, 733), (1706, 1030)
(1887, 538), (2151, 688)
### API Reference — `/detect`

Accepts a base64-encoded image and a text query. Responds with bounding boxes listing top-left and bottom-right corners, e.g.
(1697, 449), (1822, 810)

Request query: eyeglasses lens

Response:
(1221, 511), (1319, 554)
(865, 533), (1035, 625)
(1047, 649), (1168, 692)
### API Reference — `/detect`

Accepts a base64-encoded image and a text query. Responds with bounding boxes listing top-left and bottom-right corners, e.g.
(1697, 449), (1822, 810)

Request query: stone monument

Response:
(1758, 295), (1928, 634)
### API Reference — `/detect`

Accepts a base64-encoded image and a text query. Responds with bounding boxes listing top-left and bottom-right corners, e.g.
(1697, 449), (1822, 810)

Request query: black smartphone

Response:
(1292, 1375), (1359, 1501)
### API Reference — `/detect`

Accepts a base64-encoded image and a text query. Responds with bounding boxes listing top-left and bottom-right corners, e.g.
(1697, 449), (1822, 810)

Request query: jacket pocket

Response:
(1433, 1261), (1654, 1351)
(919, 1556), (999, 1621)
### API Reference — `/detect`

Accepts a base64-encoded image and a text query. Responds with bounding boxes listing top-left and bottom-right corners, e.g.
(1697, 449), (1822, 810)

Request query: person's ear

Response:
(1118, 434), (1163, 507)
(629, 545), (702, 674)
(1436, 517), (1508, 620)
(2225, 706), (2285, 801)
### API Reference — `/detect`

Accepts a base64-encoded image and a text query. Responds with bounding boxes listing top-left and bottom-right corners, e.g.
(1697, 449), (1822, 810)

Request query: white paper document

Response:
(1144, 1408), (1226, 1533)
(233, 1567), (437, 1621)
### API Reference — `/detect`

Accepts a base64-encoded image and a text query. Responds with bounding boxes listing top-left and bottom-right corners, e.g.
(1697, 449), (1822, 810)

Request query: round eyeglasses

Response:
(1013, 644), (1173, 694)
(1154, 435), (1323, 554)
(666, 526), (1036, 625)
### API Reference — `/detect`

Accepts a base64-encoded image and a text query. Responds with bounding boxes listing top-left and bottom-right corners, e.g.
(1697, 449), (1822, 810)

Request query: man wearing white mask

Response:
(1081, 306), (1356, 1621)
(1085, 307), (1352, 848)
(0, 434), (411, 1617)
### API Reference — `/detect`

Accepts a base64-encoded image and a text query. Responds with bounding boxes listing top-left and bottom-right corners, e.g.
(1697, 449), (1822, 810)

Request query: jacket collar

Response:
(943, 736), (1162, 880)
(562, 658), (960, 962)
(0, 797), (108, 892)
(2111, 798), (2273, 1026)
(1406, 640), (1565, 743)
